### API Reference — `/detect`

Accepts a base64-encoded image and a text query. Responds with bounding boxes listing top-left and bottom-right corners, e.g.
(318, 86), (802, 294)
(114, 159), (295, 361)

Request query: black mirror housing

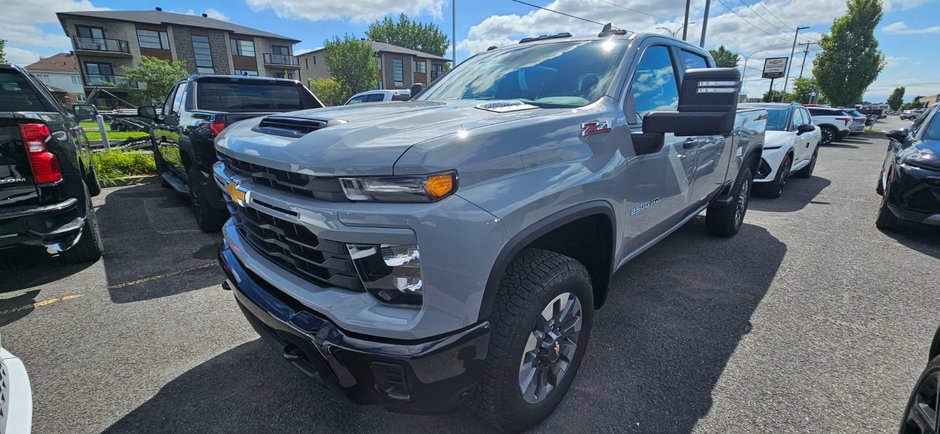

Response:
(73, 104), (98, 120)
(642, 68), (741, 137)
(885, 128), (909, 143)
(797, 124), (815, 135)
(410, 83), (425, 99)
(137, 105), (158, 119)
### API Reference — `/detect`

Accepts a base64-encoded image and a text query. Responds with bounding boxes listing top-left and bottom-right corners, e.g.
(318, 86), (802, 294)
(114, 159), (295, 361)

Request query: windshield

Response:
(417, 39), (628, 108)
(765, 108), (789, 131)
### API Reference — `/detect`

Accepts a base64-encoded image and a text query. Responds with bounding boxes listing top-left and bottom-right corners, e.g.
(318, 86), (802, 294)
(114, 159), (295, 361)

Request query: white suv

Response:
(807, 107), (852, 145)
(743, 103), (821, 198)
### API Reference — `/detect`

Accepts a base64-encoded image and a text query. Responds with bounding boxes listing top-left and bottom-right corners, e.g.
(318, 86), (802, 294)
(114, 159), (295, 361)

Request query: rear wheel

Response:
(60, 182), (103, 263)
(820, 126), (836, 146)
(794, 148), (818, 178)
(898, 356), (940, 434)
(707, 166), (753, 237)
(474, 249), (593, 432)
(876, 180), (900, 231)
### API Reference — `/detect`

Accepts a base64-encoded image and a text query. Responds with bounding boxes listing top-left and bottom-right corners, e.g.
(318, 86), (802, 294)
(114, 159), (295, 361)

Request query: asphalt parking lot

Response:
(1, 119), (938, 433)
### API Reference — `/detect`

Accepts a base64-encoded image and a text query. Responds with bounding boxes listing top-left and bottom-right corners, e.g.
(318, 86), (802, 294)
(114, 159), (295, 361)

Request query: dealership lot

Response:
(1, 124), (938, 433)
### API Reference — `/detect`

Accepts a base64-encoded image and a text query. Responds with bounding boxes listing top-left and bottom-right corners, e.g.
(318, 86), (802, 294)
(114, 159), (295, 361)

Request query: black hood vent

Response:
(253, 116), (329, 138)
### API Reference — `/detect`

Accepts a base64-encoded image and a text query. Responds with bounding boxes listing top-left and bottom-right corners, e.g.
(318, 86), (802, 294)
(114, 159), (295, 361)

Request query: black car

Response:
(876, 105), (940, 230)
(138, 75), (322, 231)
(0, 64), (103, 261)
(898, 324), (940, 434)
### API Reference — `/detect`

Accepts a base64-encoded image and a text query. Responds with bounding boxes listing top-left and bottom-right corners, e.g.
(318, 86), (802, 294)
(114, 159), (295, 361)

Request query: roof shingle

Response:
(25, 53), (78, 74)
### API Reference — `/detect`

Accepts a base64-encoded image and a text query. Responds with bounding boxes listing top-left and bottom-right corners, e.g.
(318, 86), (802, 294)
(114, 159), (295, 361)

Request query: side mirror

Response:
(885, 128), (909, 143)
(137, 105), (158, 119)
(641, 68), (740, 138)
(73, 104), (98, 121)
(796, 124), (815, 135)
(410, 83), (425, 99)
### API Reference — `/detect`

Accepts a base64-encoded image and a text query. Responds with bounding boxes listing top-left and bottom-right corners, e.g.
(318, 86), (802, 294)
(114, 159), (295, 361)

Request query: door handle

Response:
(682, 138), (698, 149)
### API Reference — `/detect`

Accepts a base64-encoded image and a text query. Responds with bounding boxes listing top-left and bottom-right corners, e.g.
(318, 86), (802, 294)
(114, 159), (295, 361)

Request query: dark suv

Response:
(0, 64), (103, 261)
(140, 75), (322, 231)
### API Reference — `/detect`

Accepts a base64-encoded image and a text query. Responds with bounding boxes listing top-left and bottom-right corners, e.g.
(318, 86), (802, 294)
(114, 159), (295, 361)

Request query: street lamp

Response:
(739, 49), (765, 95)
(657, 24), (693, 37)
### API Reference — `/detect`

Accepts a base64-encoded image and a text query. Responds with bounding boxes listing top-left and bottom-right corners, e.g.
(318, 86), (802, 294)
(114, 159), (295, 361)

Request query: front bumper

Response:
(0, 197), (85, 250)
(885, 163), (940, 226)
(1, 347), (33, 434)
(219, 247), (491, 414)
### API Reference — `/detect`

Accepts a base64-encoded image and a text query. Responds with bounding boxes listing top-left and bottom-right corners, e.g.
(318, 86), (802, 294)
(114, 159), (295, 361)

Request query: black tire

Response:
(757, 154), (792, 199)
(707, 166), (753, 237)
(876, 179), (900, 231)
(898, 355), (940, 434)
(188, 166), (227, 233)
(474, 249), (594, 432)
(60, 183), (103, 263)
(820, 126), (836, 146)
(794, 147), (818, 179)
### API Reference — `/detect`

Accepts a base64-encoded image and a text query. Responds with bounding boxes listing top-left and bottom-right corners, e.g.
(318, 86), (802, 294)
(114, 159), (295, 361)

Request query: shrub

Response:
(93, 150), (157, 185)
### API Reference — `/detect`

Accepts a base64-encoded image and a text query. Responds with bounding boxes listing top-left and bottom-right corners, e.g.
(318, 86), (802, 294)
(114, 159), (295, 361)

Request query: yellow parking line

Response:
(0, 294), (84, 316)
(106, 261), (217, 290)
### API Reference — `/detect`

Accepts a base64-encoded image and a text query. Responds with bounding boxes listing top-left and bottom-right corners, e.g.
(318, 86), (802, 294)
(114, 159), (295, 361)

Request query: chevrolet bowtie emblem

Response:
(225, 178), (251, 207)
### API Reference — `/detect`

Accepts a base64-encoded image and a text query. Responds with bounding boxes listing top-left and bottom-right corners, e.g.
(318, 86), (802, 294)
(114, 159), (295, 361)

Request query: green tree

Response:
(813, 0), (885, 107)
(366, 13), (449, 57)
(708, 45), (740, 68)
(0, 39), (8, 64)
(121, 56), (189, 106)
(323, 35), (380, 102)
(763, 90), (786, 102)
(309, 78), (344, 106)
(787, 78), (818, 103)
(887, 86), (905, 111)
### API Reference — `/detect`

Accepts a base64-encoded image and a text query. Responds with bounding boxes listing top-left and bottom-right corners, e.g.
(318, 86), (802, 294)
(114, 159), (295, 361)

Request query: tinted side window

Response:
(346, 95), (366, 105)
(922, 109), (940, 140)
(910, 108), (931, 136)
(365, 94), (385, 102)
(790, 108), (803, 128)
(630, 46), (679, 122)
(0, 71), (53, 112)
(196, 82), (320, 111)
(162, 84), (178, 115)
(171, 84), (186, 114)
(681, 50), (709, 70)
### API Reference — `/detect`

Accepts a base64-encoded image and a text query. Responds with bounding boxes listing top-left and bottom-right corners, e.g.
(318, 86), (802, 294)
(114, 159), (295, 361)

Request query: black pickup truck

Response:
(0, 64), (103, 262)
(138, 75), (322, 231)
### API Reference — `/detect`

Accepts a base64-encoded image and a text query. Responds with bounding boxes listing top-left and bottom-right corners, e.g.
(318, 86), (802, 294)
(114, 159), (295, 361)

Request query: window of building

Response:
(681, 50), (709, 70)
(230, 39), (255, 57)
(392, 58), (404, 87)
(33, 73), (50, 83)
(273, 71), (294, 79)
(71, 75), (81, 85)
(414, 60), (427, 73)
(191, 35), (214, 74)
(137, 29), (170, 50)
(313, 55), (317, 65)
(431, 63), (444, 79)
(272, 45), (289, 55)
(376, 57), (381, 70)
(75, 25), (104, 40)
(629, 46), (679, 122)
(234, 69), (259, 76)
(85, 62), (114, 85)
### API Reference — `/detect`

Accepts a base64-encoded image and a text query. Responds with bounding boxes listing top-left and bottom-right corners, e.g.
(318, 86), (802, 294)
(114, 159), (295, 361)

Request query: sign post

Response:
(762, 57), (788, 102)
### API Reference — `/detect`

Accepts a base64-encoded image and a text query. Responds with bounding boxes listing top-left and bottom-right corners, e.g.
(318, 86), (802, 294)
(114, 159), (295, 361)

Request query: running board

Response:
(161, 172), (189, 195)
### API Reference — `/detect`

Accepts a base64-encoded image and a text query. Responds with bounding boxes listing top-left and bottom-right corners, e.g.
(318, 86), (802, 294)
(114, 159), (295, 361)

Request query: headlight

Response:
(339, 171), (457, 202)
(903, 151), (937, 169)
(347, 244), (422, 306)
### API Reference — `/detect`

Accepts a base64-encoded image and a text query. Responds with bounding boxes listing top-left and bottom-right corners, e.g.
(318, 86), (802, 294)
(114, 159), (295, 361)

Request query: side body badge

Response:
(581, 120), (612, 137)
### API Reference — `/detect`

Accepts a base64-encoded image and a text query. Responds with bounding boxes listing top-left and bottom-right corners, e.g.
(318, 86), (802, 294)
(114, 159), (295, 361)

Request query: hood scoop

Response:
(252, 115), (335, 138)
(474, 101), (538, 113)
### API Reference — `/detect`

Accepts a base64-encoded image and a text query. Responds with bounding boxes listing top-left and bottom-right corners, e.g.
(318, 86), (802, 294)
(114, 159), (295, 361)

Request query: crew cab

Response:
(808, 107), (852, 145)
(138, 75), (322, 231)
(0, 64), (103, 262)
(213, 31), (766, 431)
(876, 104), (940, 229)
(743, 103), (821, 197)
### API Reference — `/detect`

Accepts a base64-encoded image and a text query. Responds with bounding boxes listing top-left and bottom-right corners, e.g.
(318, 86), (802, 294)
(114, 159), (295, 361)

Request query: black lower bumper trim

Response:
(219, 247), (491, 414)
(0, 197), (82, 248)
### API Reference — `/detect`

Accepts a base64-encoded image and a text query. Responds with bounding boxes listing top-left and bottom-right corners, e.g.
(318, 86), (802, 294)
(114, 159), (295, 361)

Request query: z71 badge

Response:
(581, 120), (612, 137)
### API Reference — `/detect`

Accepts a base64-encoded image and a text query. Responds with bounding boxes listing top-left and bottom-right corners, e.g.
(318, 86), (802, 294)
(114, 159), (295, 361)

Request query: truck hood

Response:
(215, 100), (555, 176)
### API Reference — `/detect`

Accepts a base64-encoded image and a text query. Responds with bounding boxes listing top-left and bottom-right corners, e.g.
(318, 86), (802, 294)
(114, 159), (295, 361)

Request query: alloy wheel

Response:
(901, 369), (939, 434)
(518, 292), (583, 404)
(735, 176), (751, 226)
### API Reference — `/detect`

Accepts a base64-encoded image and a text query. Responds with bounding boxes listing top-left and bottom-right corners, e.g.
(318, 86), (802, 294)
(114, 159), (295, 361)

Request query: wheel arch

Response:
(477, 201), (617, 321)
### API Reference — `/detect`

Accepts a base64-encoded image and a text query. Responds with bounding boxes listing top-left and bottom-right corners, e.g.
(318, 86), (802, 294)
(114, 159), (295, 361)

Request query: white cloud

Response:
(245, 0), (446, 23)
(0, 0), (106, 48)
(883, 21), (940, 35)
(5, 47), (42, 65)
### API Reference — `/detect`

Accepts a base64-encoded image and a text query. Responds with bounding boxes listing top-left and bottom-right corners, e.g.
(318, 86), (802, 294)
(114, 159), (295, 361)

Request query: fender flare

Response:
(476, 200), (617, 321)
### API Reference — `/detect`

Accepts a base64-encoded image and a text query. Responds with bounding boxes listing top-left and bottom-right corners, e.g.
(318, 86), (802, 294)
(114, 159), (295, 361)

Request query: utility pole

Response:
(699, 0), (712, 48)
(682, 0), (691, 41)
(452, 0), (456, 66)
(782, 26), (809, 96)
(797, 41), (817, 80)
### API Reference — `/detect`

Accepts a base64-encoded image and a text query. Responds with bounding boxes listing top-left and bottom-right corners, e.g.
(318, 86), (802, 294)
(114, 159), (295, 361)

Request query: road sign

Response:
(762, 57), (788, 79)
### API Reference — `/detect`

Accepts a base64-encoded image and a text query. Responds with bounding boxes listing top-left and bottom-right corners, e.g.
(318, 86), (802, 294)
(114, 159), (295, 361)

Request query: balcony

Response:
(85, 74), (137, 88)
(263, 53), (300, 68)
(73, 37), (130, 56)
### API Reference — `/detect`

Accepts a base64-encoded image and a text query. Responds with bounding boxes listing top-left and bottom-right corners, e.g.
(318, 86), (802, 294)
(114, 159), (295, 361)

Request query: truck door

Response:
(155, 83), (185, 178)
(622, 44), (699, 249)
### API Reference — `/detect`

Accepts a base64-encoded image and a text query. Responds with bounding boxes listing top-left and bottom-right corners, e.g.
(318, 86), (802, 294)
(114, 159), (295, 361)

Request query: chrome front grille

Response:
(218, 154), (348, 202)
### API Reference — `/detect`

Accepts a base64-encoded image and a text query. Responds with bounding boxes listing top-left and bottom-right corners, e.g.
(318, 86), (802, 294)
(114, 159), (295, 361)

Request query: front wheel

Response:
(898, 355), (940, 434)
(188, 167), (228, 233)
(474, 249), (594, 432)
(876, 180), (900, 231)
(707, 166), (753, 237)
(757, 154), (792, 199)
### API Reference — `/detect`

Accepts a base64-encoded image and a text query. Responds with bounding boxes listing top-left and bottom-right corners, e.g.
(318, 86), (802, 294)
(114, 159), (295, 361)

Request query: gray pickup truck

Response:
(214, 31), (765, 430)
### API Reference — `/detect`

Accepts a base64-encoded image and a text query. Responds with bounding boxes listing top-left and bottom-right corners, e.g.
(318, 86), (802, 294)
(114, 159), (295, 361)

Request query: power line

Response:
(735, 0), (792, 34)
(758, 2), (795, 30)
(714, 0), (783, 37)
(510, 0), (606, 26)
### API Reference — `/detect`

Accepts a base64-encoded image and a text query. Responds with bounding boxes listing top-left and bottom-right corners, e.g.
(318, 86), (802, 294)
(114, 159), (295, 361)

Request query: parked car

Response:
(901, 109), (926, 121)
(898, 323), (940, 434)
(213, 32), (767, 431)
(138, 75), (322, 231)
(0, 345), (33, 434)
(0, 64), (103, 262)
(345, 89), (411, 105)
(839, 108), (869, 133)
(808, 107), (852, 145)
(876, 104), (940, 230)
(743, 103), (821, 198)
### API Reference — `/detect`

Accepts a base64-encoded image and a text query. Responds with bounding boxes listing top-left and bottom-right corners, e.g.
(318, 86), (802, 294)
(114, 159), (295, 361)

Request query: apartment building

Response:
(297, 41), (450, 90)
(56, 8), (301, 101)
(25, 52), (85, 104)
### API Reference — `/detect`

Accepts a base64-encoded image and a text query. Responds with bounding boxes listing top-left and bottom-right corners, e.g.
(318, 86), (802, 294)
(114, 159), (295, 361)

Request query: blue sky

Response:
(4, 0), (938, 102)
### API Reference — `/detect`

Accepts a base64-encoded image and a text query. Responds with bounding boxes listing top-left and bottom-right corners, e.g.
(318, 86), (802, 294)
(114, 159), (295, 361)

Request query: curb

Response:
(104, 174), (158, 187)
